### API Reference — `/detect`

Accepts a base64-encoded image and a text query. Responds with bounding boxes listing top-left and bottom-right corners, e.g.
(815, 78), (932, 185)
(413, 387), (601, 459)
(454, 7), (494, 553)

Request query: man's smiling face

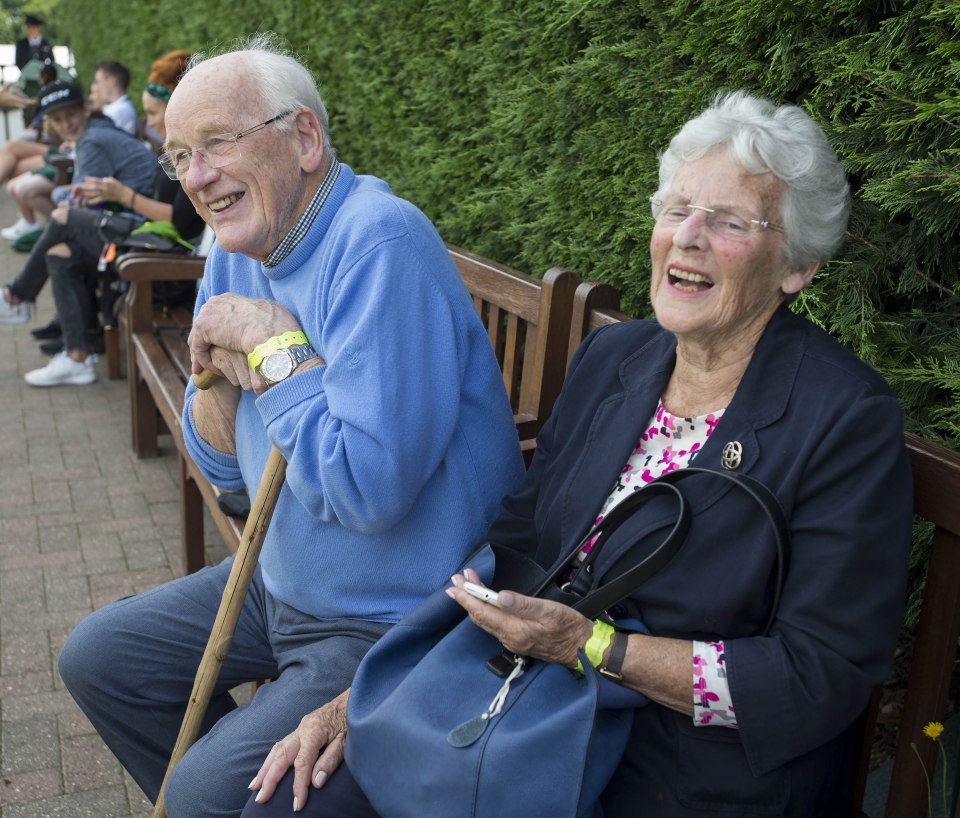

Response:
(163, 56), (309, 262)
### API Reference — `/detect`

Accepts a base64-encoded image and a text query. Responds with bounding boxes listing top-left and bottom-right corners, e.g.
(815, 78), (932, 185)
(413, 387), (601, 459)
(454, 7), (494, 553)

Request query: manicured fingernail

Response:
(293, 796), (300, 812)
(255, 790), (264, 803)
(445, 588), (456, 599)
(315, 770), (328, 788)
(248, 777), (258, 790)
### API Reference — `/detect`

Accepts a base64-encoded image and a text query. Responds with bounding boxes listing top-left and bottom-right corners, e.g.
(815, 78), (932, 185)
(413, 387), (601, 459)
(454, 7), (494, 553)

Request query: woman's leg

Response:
(0, 139), (47, 184)
(7, 171), (53, 225)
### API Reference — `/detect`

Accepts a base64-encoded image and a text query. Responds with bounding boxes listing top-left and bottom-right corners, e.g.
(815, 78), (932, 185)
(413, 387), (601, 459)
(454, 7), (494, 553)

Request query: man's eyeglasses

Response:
(158, 110), (296, 180)
(649, 197), (784, 239)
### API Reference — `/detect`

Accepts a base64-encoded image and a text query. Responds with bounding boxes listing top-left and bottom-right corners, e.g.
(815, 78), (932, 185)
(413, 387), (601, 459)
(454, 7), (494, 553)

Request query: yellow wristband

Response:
(247, 330), (310, 372)
(573, 619), (615, 674)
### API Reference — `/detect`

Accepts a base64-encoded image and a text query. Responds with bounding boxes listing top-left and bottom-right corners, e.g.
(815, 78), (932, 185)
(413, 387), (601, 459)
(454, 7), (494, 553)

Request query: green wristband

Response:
(573, 619), (615, 674)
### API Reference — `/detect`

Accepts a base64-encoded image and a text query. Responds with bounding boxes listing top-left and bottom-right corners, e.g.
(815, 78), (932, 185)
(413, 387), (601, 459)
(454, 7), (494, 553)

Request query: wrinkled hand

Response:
(249, 690), (350, 812)
(188, 294), (301, 392)
(448, 569), (594, 667)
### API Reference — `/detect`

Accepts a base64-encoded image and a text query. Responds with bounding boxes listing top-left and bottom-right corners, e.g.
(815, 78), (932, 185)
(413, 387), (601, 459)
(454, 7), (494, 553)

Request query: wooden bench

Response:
(119, 246), (580, 574)
(569, 280), (960, 818)
(117, 252), (243, 574)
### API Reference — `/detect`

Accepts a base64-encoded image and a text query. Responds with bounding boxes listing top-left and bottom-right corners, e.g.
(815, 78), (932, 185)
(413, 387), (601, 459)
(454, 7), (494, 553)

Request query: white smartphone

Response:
(463, 581), (500, 606)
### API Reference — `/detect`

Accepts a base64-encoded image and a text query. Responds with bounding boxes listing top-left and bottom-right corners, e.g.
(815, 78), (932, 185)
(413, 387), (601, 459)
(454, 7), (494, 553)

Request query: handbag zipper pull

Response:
(447, 656), (526, 748)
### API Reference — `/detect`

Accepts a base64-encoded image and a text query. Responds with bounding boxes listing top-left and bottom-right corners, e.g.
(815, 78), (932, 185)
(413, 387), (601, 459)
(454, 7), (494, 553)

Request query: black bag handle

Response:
(537, 467), (789, 636)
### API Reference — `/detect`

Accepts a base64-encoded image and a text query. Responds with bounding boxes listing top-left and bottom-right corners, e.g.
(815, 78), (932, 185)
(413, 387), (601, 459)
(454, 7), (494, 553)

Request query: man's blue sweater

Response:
(183, 165), (525, 622)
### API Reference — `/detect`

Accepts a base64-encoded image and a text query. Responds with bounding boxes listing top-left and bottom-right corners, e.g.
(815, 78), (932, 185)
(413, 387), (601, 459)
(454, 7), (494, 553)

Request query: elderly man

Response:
(58, 34), (525, 818)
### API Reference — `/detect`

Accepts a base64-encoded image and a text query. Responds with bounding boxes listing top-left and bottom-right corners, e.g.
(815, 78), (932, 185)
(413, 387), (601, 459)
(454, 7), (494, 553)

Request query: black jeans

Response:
(8, 208), (107, 351)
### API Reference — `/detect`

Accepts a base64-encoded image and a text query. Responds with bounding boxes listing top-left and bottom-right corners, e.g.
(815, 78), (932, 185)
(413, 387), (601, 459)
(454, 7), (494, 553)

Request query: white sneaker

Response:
(0, 298), (30, 324)
(1, 218), (40, 241)
(24, 351), (97, 387)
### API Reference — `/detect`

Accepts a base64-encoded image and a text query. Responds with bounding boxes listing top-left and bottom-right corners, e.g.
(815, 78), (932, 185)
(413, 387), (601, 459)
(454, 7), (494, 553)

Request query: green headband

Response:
(145, 82), (173, 103)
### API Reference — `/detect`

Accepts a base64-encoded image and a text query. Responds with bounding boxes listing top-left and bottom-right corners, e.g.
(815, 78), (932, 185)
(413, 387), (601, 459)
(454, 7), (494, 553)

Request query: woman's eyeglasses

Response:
(649, 196), (783, 239)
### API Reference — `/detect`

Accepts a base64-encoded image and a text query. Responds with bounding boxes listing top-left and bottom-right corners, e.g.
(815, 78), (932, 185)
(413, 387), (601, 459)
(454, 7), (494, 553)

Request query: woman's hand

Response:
(74, 175), (127, 207)
(248, 689), (350, 812)
(447, 569), (594, 667)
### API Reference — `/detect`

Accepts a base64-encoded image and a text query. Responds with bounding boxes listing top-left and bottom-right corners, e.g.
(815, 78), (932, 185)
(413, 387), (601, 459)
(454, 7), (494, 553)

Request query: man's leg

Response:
(239, 765), (379, 818)
(57, 557), (280, 803)
(163, 603), (390, 818)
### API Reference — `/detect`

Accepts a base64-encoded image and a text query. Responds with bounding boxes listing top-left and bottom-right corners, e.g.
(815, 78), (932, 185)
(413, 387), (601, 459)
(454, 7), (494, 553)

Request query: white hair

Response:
(654, 91), (850, 270)
(187, 32), (336, 158)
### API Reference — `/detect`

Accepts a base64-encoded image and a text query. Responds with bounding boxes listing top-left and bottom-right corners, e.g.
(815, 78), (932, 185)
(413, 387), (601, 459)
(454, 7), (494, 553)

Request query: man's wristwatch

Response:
(247, 330), (320, 385)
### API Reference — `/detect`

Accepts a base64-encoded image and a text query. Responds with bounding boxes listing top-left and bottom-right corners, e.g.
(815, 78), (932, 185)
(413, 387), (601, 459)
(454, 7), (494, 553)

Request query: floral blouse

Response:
(583, 400), (737, 728)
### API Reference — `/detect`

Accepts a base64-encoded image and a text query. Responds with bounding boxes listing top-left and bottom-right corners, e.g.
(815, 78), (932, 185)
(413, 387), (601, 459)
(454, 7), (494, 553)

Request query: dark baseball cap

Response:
(37, 80), (85, 118)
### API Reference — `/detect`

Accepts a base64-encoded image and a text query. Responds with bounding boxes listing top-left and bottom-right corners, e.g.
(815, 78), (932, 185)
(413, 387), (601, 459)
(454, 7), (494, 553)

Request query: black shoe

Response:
(40, 332), (103, 356)
(31, 318), (61, 340)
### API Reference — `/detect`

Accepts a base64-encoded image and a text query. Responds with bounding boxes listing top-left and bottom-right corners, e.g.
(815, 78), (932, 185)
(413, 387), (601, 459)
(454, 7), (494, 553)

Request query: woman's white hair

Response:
(654, 91), (849, 270)
(187, 32), (336, 158)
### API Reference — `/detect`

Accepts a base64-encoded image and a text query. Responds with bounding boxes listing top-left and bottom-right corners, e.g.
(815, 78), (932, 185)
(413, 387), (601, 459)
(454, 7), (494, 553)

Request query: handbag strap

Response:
(531, 480), (691, 618)
(553, 467), (789, 636)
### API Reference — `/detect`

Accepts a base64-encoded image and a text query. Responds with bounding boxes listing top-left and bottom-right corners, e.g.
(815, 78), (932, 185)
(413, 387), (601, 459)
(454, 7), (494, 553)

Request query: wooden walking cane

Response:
(151, 369), (287, 818)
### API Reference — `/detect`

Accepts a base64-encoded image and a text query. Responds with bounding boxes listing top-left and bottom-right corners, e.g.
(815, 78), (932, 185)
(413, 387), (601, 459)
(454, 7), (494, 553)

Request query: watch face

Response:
(261, 350), (294, 383)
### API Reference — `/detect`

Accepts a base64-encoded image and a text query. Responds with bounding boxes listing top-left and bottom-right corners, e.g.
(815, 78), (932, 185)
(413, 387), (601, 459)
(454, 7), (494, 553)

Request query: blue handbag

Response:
(344, 468), (787, 818)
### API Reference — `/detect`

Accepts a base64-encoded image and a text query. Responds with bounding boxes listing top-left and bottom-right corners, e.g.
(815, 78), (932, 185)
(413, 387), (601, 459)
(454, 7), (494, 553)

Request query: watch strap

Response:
(598, 631), (627, 681)
(247, 330), (310, 372)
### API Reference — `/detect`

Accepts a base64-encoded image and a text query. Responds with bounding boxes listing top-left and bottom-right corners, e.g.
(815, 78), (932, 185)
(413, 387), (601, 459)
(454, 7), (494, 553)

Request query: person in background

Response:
(56, 32), (525, 818)
(15, 14), (53, 70)
(0, 65), (61, 242)
(0, 79), (157, 326)
(6, 50), (204, 385)
(89, 60), (137, 136)
(244, 91), (913, 818)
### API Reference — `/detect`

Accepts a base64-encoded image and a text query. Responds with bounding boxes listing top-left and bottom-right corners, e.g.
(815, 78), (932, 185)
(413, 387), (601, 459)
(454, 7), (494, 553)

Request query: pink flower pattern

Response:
(693, 640), (736, 727)
(574, 399), (734, 728)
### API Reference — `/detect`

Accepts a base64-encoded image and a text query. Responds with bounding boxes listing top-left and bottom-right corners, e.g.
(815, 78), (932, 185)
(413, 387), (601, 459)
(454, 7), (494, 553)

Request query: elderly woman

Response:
(242, 91), (912, 817)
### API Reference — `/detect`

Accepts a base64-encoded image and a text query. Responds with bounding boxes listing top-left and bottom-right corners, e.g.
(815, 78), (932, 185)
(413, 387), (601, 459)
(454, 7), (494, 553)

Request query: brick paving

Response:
(0, 195), (230, 817)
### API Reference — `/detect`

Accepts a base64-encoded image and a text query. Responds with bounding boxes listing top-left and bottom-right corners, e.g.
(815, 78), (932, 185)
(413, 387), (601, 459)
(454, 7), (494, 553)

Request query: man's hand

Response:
(188, 294), (302, 391)
(248, 689), (350, 812)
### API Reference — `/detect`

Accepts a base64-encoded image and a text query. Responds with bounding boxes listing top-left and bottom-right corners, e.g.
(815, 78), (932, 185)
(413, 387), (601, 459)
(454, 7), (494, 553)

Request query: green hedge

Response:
(58, 0), (959, 446)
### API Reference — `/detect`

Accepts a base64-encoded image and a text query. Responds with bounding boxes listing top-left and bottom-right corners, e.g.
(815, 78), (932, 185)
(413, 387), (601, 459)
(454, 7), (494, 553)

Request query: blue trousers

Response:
(240, 765), (378, 817)
(58, 557), (390, 818)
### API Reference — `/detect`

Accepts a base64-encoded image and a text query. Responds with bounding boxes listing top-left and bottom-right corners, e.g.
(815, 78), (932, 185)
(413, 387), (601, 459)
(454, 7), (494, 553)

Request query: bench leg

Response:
(179, 456), (206, 575)
(130, 375), (159, 458)
(105, 326), (122, 380)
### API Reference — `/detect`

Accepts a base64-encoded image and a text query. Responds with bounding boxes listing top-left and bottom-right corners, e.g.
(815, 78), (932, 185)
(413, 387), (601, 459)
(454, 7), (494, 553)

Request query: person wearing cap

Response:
(0, 79), (158, 352)
(15, 14), (54, 70)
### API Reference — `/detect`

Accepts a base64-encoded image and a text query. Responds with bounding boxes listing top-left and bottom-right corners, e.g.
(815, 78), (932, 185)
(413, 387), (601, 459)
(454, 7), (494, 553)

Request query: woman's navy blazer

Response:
(485, 305), (913, 816)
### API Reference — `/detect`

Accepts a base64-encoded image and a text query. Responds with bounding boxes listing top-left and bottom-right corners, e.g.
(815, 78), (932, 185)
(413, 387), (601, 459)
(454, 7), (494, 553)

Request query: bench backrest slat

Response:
(447, 245), (579, 440)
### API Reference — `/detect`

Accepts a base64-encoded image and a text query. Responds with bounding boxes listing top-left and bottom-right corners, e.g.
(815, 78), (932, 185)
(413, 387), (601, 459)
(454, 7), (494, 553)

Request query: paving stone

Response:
(2, 715), (60, 774)
(0, 767), (62, 807)
(1, 785), (131, 817)
(0, 201), (208, 816)
(62, 733), (124, 792)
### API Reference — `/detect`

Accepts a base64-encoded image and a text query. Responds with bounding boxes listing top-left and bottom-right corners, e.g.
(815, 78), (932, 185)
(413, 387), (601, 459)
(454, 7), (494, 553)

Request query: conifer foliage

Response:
(60, 0), (959, 445)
